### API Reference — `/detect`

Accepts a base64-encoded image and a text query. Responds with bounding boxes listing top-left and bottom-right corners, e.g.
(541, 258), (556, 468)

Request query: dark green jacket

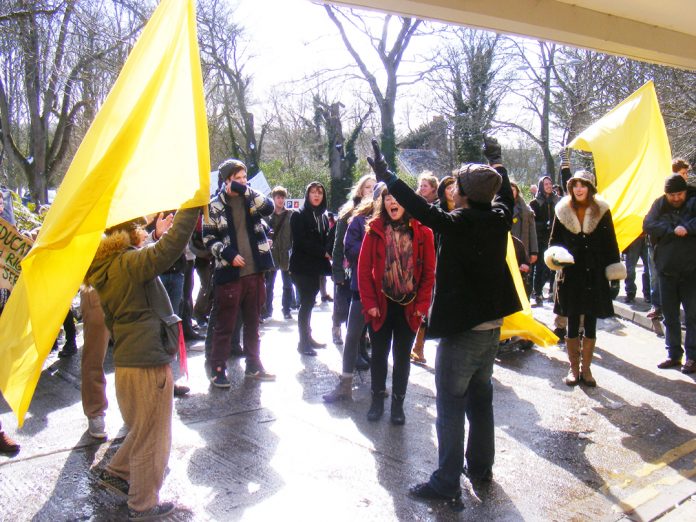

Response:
(86, 208), (198, 368)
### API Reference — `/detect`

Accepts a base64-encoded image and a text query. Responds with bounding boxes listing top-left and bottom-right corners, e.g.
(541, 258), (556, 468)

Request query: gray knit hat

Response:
(566, 170), (597, 195)
(456, 163), (502, 203)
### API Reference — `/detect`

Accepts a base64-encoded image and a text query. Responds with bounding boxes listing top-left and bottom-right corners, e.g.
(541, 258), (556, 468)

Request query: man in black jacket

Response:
(643, 174), (696, 374)
(529, 175), (560, 306)
(368, 137), (521, 505)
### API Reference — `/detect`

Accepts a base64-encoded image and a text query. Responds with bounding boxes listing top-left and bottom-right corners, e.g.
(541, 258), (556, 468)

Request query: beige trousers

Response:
(107, 365), (173, 511)
(80, 287), (110, 418)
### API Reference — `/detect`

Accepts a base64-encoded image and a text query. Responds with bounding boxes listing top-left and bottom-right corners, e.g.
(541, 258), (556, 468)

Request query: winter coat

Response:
(86, 208), (198, 368)
(331, 214), (349, 284)
(357, 216), (435, 333)
(643, 195), (696, 275)
(529, 176), (560, 247)
(203, 182), (274, 285)
(344, 214), (368, 292)
(289, 183), (332, 276)
(511, 194), (538, 256)
(385, 166), (522, 338)
(266, 208), (293, 272)
(545, 196), (624, 318)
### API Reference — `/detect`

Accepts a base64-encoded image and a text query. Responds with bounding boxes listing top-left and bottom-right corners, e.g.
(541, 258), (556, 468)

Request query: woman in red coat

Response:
(358, 186), (435, 424)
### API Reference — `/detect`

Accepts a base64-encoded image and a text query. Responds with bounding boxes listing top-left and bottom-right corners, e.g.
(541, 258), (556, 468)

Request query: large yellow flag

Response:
(501, 234), (558, 347)
(568, 81), (671, 252)
(0, 0), (209, 425)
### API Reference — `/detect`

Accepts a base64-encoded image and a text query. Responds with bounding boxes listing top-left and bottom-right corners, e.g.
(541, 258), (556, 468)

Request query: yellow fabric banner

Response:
(501, 234), (558, 347)
(568, 81), (672, 252)
(0, 0), (210, 425)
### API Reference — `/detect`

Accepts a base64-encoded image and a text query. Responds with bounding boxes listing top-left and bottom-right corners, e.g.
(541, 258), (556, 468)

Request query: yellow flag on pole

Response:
(0, 0), (209, 425)
(501, 234), (558, 347)
(568, 81), (672, 252)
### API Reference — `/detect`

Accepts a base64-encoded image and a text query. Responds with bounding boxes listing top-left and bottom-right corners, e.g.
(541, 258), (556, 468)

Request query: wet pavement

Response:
(2, 270), (696, 521)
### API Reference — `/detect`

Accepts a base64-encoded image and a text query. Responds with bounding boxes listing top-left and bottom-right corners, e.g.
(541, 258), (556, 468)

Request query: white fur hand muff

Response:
(544, 246), (575, 271)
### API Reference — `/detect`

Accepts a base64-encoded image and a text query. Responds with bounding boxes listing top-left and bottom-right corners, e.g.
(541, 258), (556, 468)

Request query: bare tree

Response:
(198, 0), (268, 176)
(324, 6), (423, 171)
(0, 1), (144, 203)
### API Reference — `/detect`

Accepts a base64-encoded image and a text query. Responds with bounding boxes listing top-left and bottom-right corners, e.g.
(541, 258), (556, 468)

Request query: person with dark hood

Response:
(510, 181), (538, 296)
(368, 137), (522, 505)
(545, 170), (625, 387)
(86, 207), (199, 520)
(290, 181), (332, 356)
(529, 175), (560, 307)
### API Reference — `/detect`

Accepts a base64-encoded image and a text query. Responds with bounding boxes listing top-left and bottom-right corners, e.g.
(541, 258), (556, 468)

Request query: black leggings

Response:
(567, 314), (596, 339)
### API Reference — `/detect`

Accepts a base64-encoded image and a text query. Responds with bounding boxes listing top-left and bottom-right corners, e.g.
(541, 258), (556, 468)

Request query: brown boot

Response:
(322, 374), (353, 403)
(580, 337), (597, 387)
(0, 431), (20, 454)
(563, 337), (581, 386)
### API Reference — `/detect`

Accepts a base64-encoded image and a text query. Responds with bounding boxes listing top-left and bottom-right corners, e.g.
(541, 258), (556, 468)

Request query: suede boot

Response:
(563, 337), (581, 386)
(367, 391), (386, 421)
(390, 394), (406, 425)
(322, 375), (353, 403)
(580, 337), (597, 387)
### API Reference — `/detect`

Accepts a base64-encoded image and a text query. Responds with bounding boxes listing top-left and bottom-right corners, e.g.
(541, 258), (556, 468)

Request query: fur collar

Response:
(554, 195), (609, 234)
(93, 230), (132, 261)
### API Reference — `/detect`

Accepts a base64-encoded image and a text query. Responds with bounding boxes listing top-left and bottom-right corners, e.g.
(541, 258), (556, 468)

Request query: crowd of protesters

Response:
(3, 140), (696, 519)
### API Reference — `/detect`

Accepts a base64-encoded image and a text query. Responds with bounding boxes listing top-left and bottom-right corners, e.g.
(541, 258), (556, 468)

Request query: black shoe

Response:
(657, 358), (682, 369)
(390, 395), (405, 425)
(463, 465), (493, 483)
(624, 293), (635, 303)
(184, 330), (205, 342)
(409, 482), (461, 502)
(355, 355), (370, 371)
(58, 339), (78, 358)
(367, 391), (386, 421)
(297, 344), (317, 356)
(308, 338), (327, 349)
(283, 310), (292, 320)
(173, 384), (190, 397)
(553, 327), (567, 344)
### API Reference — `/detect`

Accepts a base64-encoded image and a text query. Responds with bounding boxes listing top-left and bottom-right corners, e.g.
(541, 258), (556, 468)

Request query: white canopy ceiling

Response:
(322, 0), (696, 70)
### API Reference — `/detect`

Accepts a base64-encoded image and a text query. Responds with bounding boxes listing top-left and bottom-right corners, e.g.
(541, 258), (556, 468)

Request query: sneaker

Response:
(681, 360), (696, 374)
(657, 358), (682, 369)
(332, 326), (343, 345)
(97, 469), (129, 498)
(88, 416), (107, 439)
(128, 502), (175, 521)
(0, 431), (20, 454)
(210, 367), (231, 388)
(245, 368), (276, 381)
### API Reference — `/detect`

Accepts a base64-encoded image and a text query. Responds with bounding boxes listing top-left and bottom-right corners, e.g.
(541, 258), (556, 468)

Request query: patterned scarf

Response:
(382, 220), (415, 304)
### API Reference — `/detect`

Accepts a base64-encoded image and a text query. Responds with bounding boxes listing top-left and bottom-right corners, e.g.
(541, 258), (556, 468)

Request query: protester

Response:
(190, 211), (214, 326)
(204, 158), (276, 386)
(416, 171), (439, 204)
(86, 207), (199, 520)
(530, 175), (560, 306)
(643, 174), (696, 373)
(368, 137), (521, 502)
(545, 170), (625, 387)
(672, 158), (696, 197)
(330, 174), (376, 345)
(510, 181), (538, 296)
(357, 184), (435, 424)
(323, 187), (380, 403)
(264, 186), (295, 321)
(290, 181), (332, 356)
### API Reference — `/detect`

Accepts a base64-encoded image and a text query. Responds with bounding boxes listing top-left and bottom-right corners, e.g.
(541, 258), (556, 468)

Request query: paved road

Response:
(1, 279), (695, 521)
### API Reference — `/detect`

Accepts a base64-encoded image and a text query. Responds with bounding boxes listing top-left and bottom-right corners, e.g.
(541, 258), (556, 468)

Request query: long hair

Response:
(338, 173), (376, 219)
(568, 178), (598, 213)
(367, 185), (411, 230)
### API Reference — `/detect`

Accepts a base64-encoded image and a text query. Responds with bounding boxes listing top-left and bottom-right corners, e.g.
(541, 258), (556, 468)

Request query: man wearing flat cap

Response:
(367, 136), (521, 505)
(644, 173), (696, 374)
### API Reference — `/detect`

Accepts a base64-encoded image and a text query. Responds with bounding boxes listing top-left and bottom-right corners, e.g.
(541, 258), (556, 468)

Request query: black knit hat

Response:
(664, 174), (688, 194)
(217, 158), (247, 188)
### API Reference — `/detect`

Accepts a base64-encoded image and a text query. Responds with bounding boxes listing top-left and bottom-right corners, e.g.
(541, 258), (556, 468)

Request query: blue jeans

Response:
(265, 269), (294, 315)
(660, 270), (696, 361)
(624, 237), (649, 297)
(341, 294), (366, 374)
(648, 243), (661, 307)
(160, 272), (184, 316)
(429, 328), (500, 497)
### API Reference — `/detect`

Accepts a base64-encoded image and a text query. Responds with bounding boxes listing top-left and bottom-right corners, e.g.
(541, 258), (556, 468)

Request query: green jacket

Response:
(86, 208), (198, 368)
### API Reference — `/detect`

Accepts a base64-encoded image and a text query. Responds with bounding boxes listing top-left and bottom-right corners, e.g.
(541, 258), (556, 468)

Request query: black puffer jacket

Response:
(643, 195), (696, 275)
(289, 182), (332, 276)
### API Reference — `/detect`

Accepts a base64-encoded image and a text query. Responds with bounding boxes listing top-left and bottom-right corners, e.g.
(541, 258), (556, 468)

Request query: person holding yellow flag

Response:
(86, 207), (199, 520)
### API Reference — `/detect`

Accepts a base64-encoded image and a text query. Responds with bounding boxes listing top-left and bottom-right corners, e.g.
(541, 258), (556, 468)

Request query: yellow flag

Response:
(0, 0), (209, 425)
(501, 234), (558, 347)
(568, 81), (672, 251)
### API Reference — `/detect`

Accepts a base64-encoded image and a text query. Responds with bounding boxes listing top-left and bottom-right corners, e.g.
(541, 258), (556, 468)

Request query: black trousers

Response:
(293, 273), (320, 344)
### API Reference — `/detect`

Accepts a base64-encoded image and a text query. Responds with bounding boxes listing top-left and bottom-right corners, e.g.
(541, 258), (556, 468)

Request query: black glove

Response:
(366, 138), (395, 183)
(229, 180), (247, 195)
(483, 136), (502, 165)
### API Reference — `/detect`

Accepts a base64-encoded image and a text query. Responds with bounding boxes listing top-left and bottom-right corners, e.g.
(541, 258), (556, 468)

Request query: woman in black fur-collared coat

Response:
(545, 171), (625, 387)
